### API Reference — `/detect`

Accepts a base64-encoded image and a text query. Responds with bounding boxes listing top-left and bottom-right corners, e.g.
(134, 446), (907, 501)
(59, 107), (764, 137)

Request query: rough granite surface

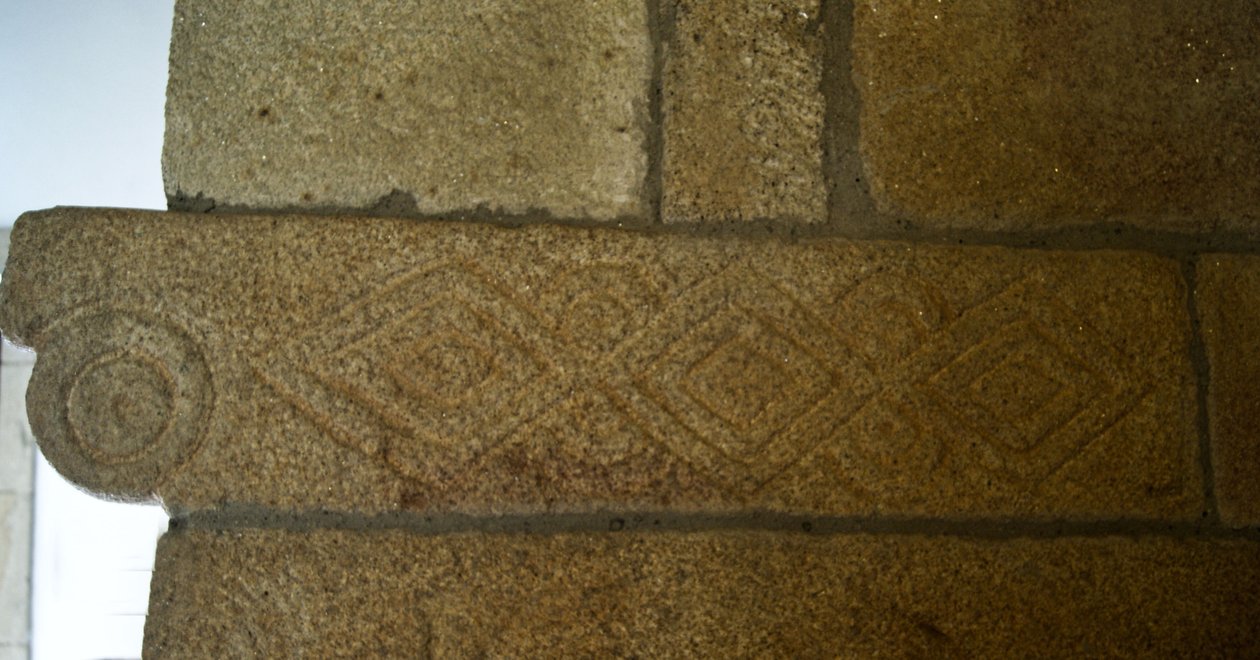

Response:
(0, 208), (1201, 519)
(851, 0), (1260, 231)
(163, 0), (651, 221)
(1198, 254), (1260, 527)
(145, 527), (1260, 658)
(662, 0), (826, 223)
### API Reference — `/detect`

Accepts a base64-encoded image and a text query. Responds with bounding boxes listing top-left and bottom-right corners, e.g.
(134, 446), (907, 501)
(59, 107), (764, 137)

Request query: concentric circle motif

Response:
(27, 310), (213, 501)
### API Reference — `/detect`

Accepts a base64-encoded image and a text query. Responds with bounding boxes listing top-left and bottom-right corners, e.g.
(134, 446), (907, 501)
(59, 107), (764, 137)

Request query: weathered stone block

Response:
(662, 0), (826, 223)
(145, 527), (1260, 657)
(1198, 255), (1260, 527)
(164, 0), (652, 221)
(851, 0), (1260, 231)
(0, 208), (1201, 519)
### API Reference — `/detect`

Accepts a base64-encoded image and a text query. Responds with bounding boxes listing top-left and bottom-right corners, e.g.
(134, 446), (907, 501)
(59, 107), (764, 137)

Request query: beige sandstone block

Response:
(1198, 255), (1260, 526)
(145, 527), (1260, 657)
(0, 208), (1200, 519)
(163, 0), (651, 221)
(662, 0), (826, 223)
(851, 0), (1260, 231)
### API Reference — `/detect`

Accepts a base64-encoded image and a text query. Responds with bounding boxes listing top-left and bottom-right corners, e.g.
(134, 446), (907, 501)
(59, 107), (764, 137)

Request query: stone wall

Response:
(2, 0), (1260, 656)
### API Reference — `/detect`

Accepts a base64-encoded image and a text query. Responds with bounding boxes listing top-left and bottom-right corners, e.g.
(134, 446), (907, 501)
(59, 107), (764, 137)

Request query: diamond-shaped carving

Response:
(620, 264), (873, 490)
(649, 305), (836, 466)
(683, 333), (797, 437)
(912, 276), (1152, 487)
(828, 390), (945, 502)
(932, 318), (1097, 455)
(563, 291), (634, 354)
(339, 290), (545, 450)
(261, 263), (561, 482)
(834, 272), (951, 365)
(544, 262), (663, 360)
(966, 351), (1066, 449)
(387, 332), (498, 410)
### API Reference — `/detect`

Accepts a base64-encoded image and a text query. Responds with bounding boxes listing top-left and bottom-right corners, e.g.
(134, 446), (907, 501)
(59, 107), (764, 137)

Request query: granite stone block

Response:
(145, 528), (1260, 657)
(1198, 255), (1260, 527)
(851, 0), (1260, 231)
(0, 208), (1200, 519)
(662, 0), (826, 223)
(163, 0), (652, 221)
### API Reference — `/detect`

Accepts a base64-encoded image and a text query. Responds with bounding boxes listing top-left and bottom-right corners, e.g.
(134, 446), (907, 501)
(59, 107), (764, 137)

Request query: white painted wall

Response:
(0, 325), (34, 660)
(0, 1), (171, 226)
(0, 2), (175, 659)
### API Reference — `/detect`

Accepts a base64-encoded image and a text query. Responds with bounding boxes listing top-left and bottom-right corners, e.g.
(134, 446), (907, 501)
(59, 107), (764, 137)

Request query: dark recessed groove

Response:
(160, 194), (1260, 259)
(173, 507), (1260, 541)
(1182, 258), (1221, 524)
(644, 0), (669, 225)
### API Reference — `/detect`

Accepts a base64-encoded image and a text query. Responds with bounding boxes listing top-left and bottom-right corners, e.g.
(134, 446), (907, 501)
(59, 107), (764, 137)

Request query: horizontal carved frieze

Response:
(0, 208), (1201, 518)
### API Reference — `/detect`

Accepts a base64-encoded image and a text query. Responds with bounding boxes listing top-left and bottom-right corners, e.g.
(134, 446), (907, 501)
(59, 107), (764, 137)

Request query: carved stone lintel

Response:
(0, 208), (1203, 518)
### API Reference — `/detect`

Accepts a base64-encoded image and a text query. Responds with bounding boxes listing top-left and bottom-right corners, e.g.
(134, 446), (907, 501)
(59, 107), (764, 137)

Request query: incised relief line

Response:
(610, 262), (874, 491)
(257, 251), (1155, 502)
(27, 307), (214, 500)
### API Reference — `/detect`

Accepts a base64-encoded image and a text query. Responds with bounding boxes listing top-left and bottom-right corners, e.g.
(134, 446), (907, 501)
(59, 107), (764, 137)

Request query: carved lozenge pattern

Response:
(0, 210), (1199, 516)
(256, 240), (1192, 514)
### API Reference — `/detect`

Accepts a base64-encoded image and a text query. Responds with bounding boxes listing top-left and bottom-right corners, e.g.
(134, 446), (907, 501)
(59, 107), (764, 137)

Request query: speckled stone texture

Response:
(0, 208), (1203, 519)
(662, 0), (826, 223)
(851, 0), (1260, 231)
(163, 0), (651, 221)
(145, 527), (1260, 657)
(1198, 255), (1260, 527)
